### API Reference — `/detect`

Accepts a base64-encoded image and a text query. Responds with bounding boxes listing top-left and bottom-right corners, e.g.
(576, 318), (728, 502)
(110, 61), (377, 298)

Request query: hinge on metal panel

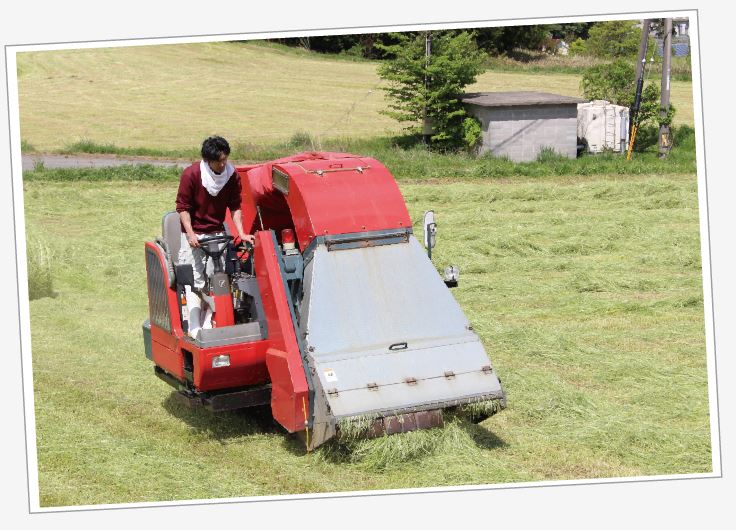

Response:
(481, 365), (494, 374)
(367, 383), (379, 391)
(313, 165), (371, 176)
(404, 377), (418, 386)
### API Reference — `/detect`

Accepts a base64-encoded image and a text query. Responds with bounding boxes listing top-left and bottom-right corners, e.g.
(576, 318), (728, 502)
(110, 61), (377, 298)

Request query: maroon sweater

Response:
(175, 162), (242, 234)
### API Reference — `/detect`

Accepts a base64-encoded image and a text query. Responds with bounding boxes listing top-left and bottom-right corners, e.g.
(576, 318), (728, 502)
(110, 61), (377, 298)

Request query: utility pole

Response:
(658, 18), (673, 157)
(422, 32), (433, 145)
(635, 19), (651, 82)
(627, 19), (651, 160)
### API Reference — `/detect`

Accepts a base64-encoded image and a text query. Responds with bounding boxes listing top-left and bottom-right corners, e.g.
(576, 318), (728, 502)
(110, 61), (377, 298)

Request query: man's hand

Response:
(179, 212), (199, 248)
(232, 210), (253, 246)
(186, 233), (200, 248)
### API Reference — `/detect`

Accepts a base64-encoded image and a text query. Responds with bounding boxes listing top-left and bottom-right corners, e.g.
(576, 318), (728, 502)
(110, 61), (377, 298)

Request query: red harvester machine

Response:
(143, 152), (505, 449)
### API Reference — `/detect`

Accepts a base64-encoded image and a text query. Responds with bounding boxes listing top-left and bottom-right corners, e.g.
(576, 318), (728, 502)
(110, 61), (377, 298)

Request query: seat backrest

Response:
(161, 211), (182, 265)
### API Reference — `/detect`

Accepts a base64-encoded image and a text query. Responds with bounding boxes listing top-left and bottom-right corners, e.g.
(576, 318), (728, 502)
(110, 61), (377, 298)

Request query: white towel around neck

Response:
(200, 159), (235, 196)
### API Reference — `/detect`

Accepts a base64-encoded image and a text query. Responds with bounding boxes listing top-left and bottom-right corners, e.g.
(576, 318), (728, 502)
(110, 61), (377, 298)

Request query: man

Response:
(175, 135), (255, 338)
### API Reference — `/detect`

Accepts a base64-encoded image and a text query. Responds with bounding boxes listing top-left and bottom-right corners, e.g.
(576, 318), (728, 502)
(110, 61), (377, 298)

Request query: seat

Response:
(159, 211), (182, 287)
(161, 211), (182, 265)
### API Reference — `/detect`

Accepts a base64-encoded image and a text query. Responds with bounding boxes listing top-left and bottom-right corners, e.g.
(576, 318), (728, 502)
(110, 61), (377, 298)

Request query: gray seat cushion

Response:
(162, 211), (182, 265)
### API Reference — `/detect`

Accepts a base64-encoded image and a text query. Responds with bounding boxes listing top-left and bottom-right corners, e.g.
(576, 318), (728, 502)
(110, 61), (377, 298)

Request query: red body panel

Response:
(266, 348), (309, 433)
(185, 338), (269, 390)
(150, 324), (183, 379)
(236, 152), (411, 250)
(212, 292), (235, 328)
(237, 164), (293, 237)
(253, 231), (309, 432)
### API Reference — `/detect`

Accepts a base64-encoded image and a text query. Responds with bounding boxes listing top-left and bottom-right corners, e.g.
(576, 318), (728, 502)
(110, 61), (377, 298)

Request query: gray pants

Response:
(178, 232), (226, 337)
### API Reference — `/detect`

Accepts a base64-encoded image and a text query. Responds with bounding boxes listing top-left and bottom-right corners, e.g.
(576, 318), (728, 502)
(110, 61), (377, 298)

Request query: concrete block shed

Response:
(461, 91), (585, 162)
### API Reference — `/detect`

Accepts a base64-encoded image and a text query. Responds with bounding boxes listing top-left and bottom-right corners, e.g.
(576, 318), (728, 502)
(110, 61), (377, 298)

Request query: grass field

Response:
(16, 41), (695, 154)
(23, 169), (710, 507)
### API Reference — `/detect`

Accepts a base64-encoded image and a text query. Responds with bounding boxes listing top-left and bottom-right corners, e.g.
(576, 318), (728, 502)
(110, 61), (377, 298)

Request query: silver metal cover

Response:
(300, 236), (504, 420)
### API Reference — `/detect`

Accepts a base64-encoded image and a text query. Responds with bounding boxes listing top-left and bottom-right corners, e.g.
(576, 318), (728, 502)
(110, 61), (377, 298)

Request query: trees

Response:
(377, 31), (485, 149)
(584, 20), (642, 58)
(269, 33), (408, 59)
(475, 25), (549, 54)
(544, 23), (594, 41)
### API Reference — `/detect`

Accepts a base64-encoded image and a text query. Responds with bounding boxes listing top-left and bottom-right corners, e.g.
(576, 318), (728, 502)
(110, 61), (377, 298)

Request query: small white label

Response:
(324, 369), (338, 382)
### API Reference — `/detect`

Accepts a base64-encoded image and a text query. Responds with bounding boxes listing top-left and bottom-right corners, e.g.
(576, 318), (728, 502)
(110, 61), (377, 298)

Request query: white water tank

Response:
(577, 100), (630, 154)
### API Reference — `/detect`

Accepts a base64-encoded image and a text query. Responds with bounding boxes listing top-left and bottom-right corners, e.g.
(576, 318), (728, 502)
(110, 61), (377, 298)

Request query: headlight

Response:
(212, 354), (230, 368)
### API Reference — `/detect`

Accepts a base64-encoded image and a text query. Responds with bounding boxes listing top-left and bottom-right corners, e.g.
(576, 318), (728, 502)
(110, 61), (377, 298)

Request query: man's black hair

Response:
(201, 136), (231, 161)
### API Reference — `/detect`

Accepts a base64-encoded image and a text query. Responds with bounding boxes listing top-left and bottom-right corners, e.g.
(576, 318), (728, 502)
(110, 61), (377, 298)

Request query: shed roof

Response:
(460, 91), (585, 107)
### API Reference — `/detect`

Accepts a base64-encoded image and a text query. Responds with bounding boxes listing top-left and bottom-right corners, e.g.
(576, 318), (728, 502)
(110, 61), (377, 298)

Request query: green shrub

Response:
(580, 59), (638, 105)
(568, 38), (587, 56)
(462, 117), (482, 152)
(633, 125), (660, 151)
(62, 138), (119, 154)
(287, 131), (317, 150)
(537, 146), (567, 162)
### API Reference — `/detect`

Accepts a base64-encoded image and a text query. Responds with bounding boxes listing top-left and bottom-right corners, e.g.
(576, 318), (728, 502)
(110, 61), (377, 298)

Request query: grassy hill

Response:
(17, 40), (695, 154)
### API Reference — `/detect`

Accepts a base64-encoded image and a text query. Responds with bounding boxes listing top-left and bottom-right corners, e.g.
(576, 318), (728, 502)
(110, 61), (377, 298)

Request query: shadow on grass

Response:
(280, 431), (311, 456)
(162, 394), (285, 441)
(28, 289), (59, 301)
(466, 420), (508, 450)
(506, 49), (547, 63)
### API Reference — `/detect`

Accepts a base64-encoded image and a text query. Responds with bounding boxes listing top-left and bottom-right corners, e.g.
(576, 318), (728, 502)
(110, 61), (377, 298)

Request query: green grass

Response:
(23, 164), (183, 182)
(21, 139), (37, 153)
(59, 139), (190, 159)
(16, 40), (695, 153)
(23, 171), (710, 507)
(22, 124), (696, 181)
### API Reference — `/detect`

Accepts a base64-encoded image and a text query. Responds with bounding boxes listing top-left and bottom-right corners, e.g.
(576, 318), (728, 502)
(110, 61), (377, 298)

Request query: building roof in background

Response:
(460, 91), (585, 107)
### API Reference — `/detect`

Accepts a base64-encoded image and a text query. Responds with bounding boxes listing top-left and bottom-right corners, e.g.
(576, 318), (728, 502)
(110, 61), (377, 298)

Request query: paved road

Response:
(22, 154), (188, 171)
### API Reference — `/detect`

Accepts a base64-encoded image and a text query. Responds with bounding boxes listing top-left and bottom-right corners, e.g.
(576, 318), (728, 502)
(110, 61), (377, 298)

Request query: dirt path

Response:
(22, 153), (189, 171)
